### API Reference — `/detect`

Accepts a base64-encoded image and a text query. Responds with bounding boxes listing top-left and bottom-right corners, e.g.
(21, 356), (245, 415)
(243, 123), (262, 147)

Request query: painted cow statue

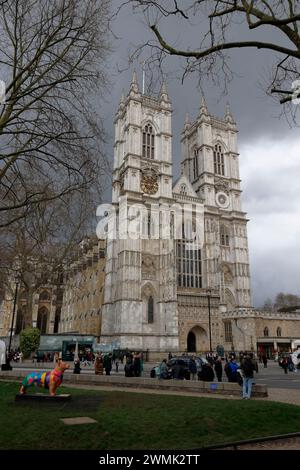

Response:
(19, 360), (70, 396)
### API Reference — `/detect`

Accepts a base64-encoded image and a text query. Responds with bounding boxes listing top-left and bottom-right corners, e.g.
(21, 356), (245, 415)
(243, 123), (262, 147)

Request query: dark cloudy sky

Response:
(101, 1), (300, 307)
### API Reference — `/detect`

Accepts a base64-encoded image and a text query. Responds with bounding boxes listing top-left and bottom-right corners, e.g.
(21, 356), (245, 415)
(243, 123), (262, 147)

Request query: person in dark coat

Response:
(241, 354), (255, 399)
(189, 356), (197, 380)
(262, 354), (268, 368)
(103, 353), (112, 375)
(124, 356), (134, 377)
(73, 359), (81, 374)
(281, 357), (289, 374)
(133, 352), (142, 377)
(214, 357), (223, 382)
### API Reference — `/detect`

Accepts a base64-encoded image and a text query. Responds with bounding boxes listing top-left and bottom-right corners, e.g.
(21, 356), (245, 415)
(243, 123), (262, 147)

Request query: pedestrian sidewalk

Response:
(266, 388), (300, 407)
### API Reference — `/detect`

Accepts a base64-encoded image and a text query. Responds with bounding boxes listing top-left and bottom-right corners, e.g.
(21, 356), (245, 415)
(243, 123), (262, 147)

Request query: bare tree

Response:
(0, 187), (98, 328)
(0, 0), (111, 228)
(120, 1), (300, 115)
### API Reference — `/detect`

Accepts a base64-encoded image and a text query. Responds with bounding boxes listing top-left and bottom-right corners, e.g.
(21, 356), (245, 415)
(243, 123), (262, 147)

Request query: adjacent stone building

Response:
(59, 237), (106, 340)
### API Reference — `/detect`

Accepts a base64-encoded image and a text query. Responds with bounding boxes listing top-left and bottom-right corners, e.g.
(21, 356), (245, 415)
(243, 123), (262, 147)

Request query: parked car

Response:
(150, 356), (208, 380)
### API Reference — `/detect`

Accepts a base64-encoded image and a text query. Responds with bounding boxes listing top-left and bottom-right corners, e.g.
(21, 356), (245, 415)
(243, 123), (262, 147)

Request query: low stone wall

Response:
(0, 370), (268, 397)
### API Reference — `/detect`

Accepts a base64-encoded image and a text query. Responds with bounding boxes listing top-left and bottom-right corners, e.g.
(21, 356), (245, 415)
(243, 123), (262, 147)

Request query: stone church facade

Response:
(100, 73), (252, 357)
(2, 75), (300, 359)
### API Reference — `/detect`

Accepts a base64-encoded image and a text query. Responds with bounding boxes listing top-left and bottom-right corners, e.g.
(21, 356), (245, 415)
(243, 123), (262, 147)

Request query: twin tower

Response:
(100, 72), (252, 357)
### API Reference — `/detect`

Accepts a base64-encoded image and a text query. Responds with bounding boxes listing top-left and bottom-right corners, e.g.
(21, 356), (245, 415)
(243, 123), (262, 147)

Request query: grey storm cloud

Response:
(100, 1), (300, 307)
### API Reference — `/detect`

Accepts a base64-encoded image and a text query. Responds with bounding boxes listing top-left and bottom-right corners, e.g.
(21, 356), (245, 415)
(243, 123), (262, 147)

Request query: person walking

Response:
(262, 354), (268, 368)
(133, 352), (142, 377)
(214, 356), (223, 382)
(241, 354), (255, 399)
(225, 357), (239, 382)
(281, 357), (289, 374)
(124, 356), (134, 377)
(73, 359), (81, 374)
(103, 353), (112, 375)
(159, 359), (169, 380)
(94, 354), (104, 375)
(189, 356), (197, 380)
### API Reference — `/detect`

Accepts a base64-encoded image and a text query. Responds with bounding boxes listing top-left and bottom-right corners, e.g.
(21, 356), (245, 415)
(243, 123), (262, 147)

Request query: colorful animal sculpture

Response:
(19, 360), (70, 396)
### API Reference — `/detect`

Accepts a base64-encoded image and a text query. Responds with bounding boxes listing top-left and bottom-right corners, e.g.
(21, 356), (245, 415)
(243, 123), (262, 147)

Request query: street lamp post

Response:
(207, 288), (212, 353)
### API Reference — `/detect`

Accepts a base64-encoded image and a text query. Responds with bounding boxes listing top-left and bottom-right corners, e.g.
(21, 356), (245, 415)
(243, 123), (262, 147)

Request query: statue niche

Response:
(142, 255), (156, 280)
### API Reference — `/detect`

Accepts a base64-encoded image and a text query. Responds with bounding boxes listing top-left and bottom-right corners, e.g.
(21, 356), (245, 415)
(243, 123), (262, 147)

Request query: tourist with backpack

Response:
(225, 357), (239, 382)
(241, 354), (255, 399)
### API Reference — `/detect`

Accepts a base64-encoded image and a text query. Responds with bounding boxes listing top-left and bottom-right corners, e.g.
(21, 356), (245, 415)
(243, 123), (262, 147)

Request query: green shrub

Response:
(20, 328), (40, 358)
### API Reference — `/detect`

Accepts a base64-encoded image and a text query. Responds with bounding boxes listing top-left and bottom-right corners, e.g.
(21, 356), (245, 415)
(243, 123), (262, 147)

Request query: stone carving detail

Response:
(215, 177), (229, 195)
(142, 255), (156, 279)
(140, 167), (159, 195)
(223, 264), (233, 283)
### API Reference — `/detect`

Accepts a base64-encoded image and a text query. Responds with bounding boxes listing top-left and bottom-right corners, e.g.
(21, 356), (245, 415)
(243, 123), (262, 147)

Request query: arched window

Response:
(39, 290), (50, 302)
(180, 184), (187, 195)
(264, 327), (269, 337)
(142, 124), (155, 159)
(220, 224), (230, 246)
(37, 307), (49, 334)
(148, 296), (154, 323)
(213, 143), (225, 176)
(193, 149), (199, 179)
(277, 327), (282, 337)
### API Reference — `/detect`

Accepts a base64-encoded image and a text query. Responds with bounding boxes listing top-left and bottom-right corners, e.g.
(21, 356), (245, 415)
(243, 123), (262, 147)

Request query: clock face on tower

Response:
(216, 191), (229, 208)
(140, 168), (158, 195)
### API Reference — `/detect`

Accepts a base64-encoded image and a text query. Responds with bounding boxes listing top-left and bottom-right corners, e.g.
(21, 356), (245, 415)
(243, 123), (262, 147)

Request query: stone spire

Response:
(199, 94), (208, 116)
(184, 112), (191, 131)
(119, 91), (125, 110)
(130, 69), (139, 95)
(160, 80), (170, 104)
(225, 102), (234, 123)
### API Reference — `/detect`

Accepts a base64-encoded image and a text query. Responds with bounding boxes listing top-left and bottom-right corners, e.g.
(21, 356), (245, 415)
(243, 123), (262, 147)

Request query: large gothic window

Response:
(37, 307), (49, 334)
(148, 296), (154, 323)
(220, 224), (230, 246)
(213, 144), (225, 176)
(193, 149), (199, 180)
(142, 124), (155, 159)
(176, 224), (202, 288)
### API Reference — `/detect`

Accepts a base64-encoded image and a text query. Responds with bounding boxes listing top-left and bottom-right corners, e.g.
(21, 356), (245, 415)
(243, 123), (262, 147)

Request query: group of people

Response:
(7, 349), (23, 363)
(158, 351), (259, 399)
(73, 350), (144, 377)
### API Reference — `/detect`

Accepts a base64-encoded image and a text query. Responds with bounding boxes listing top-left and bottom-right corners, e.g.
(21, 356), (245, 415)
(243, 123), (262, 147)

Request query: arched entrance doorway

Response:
(187, 331), (196, 352)
(186, 326), (208, 353)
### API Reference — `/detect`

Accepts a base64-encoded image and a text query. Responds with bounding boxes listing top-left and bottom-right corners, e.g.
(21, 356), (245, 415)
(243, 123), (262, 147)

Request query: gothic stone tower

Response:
(181, 97), (252, 312)
(101, 73), (179, 353)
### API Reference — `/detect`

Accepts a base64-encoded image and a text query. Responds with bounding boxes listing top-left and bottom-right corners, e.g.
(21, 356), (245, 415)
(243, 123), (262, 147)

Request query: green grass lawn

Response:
(1, 381), (300, 449)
